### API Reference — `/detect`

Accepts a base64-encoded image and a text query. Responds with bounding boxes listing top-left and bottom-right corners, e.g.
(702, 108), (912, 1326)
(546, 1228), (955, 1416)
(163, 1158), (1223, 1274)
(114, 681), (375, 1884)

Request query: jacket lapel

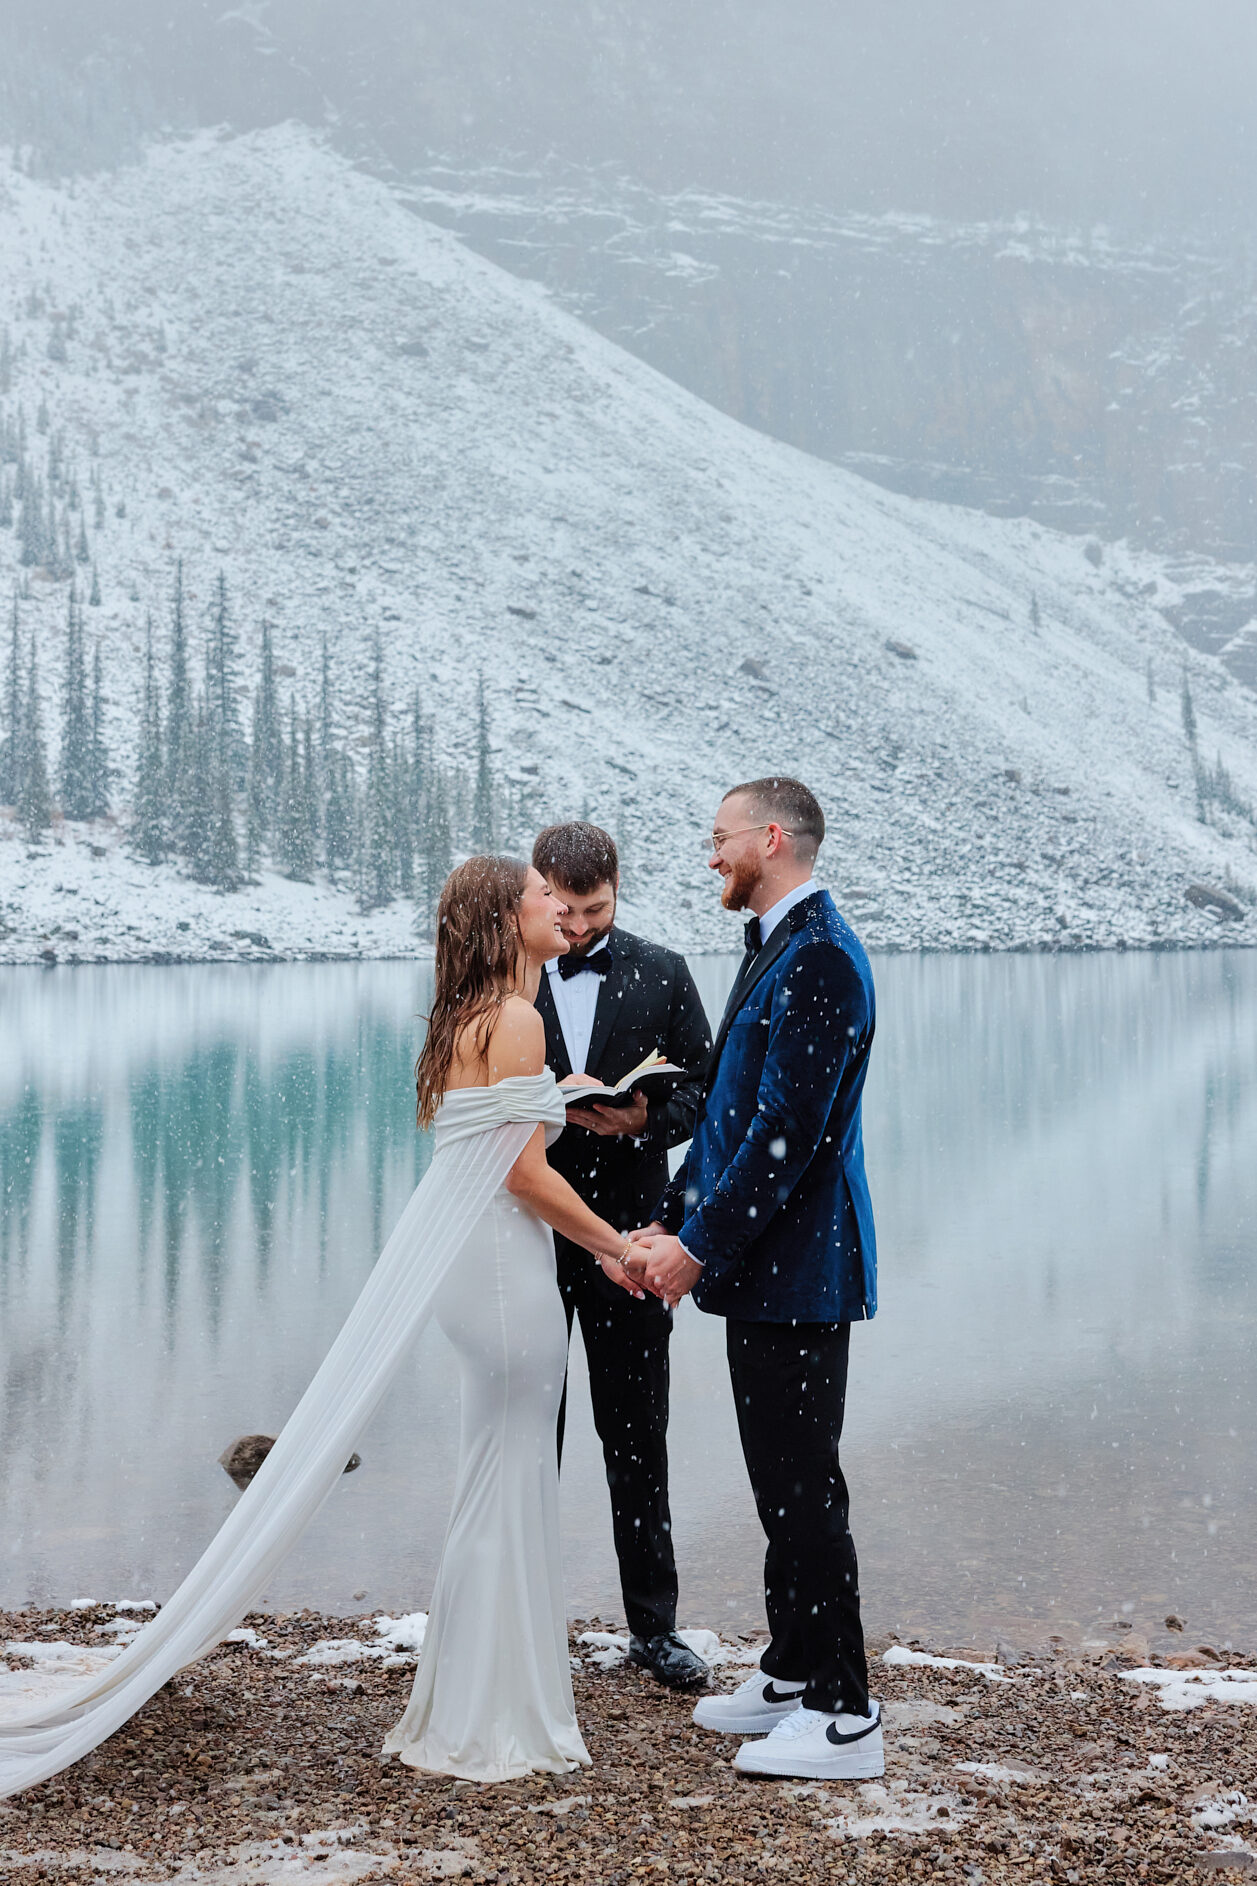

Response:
(534, 967), (573, 1080)
(704, 892), (825, 1090)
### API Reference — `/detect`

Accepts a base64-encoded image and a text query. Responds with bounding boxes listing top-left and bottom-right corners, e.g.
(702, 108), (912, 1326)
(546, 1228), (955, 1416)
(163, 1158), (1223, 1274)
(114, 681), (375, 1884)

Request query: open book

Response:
(560, 1050), (690, 1110)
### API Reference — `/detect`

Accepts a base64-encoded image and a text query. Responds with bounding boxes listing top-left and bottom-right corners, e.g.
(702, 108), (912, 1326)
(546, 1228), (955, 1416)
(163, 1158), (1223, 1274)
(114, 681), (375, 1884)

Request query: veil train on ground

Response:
(0, 1106), (542, 1799)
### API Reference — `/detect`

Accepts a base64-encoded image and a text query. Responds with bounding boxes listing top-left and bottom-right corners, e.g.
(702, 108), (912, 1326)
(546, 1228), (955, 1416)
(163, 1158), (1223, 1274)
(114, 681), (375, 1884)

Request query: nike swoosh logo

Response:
(762, 1682), (806, 1705)
(826, 1709), (881, 1747)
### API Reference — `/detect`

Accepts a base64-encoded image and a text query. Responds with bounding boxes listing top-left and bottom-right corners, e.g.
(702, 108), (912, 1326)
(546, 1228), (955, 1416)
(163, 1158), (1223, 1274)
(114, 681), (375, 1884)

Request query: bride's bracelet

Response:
(596, 1236), (634, 1269)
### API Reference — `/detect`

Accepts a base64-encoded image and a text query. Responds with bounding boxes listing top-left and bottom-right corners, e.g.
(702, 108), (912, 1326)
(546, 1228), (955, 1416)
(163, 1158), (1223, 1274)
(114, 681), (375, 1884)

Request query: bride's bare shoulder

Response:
(487, 996), (545, 1081)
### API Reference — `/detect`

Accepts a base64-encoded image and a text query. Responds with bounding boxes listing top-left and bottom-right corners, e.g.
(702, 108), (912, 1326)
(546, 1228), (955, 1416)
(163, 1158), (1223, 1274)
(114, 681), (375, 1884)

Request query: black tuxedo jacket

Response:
(537, 925), (711, 1308)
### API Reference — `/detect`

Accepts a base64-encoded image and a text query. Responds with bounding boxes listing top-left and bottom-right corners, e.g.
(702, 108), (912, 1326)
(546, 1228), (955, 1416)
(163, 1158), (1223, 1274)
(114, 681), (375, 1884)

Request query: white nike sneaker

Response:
(692, 1670), (806, 1735)
(733, 1703), (884, 1780)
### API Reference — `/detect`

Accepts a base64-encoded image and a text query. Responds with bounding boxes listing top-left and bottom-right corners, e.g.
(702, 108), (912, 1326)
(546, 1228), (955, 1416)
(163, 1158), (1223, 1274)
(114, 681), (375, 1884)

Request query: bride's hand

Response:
(595, 1239), (652, 1299)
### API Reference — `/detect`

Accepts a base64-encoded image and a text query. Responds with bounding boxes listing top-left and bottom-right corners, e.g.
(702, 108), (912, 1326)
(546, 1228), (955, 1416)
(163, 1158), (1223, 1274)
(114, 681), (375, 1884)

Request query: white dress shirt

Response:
(545, 936), (609, 1075)
(756, 877), (820, 946)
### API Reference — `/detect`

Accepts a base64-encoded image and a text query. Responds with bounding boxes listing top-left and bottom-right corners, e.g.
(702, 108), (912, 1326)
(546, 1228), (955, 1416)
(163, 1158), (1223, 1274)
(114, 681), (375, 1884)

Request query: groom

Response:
(631, 777), (883, 1781)
(532, 821), (713, 1691)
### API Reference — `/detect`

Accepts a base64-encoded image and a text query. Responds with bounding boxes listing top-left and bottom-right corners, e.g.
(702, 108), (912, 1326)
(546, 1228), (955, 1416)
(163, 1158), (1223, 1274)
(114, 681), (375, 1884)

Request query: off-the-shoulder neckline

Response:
(440, 1071), (557, 1096)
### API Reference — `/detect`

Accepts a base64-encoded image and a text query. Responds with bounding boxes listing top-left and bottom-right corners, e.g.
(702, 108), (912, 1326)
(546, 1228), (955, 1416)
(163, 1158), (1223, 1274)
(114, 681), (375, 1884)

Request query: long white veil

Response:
(0, 1113), (538, 1798)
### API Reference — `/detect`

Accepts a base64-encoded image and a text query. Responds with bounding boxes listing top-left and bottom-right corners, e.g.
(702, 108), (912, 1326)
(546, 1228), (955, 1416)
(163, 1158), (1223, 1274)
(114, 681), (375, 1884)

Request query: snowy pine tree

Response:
(59, 589), (92, 819)
(131, 617), (167, 863)
(0, 594), (22, 806)
(88, 639), (110, 818)
(205, 571), (244, 787)
(165, 561), (193, 850)
(18, 631), (51, 841)
(471, 673), (494, 850)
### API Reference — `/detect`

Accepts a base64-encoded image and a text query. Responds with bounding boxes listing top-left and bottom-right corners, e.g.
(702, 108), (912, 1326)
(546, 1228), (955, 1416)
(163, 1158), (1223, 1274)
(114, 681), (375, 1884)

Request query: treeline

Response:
(1, 564), (512, 932)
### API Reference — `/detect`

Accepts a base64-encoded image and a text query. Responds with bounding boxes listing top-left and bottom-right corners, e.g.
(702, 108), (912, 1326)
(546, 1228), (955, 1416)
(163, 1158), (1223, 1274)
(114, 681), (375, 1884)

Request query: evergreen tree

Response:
(18, 631), (51, 841)
(1029, 591), (1041, 631)
(1146, 658), (1156, 705)
(0, 593), (21, 806)
(256, 618), (283, 800)
(205, 570), (244, 785)
(276, 701), (315, 881)
(75, 515), (90, 564)
(0, 326), (11, 395)
(184, 697), (212, 878)
(18, 477), (46, 567)
(88, 562), (101, 607)
(88, 639), (109, 818)
(131, 616), (166, 863)
(323, 751), (354, 886)
(471, 672), (494, 850)
(358, 633), (394, 910)
(166, 561), (191, 844)
(392, 731), (414, 896)
(416, 769), (452, 938)
(59, 588), (92, 819)
(205, 749), (241, 890)
(301, 716), (319, 875)
(1180, 671), (1198, 752)
(244, 688), (270, 874)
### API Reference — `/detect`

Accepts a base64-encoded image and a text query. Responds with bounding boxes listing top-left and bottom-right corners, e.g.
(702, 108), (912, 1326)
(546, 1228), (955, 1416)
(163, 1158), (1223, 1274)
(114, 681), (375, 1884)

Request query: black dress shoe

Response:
(628, 1631), (710, 1691)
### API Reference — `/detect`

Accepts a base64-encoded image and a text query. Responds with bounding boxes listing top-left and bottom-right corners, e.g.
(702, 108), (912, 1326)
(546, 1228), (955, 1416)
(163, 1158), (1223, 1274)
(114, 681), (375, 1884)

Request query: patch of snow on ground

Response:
(151, 1826), (398, 1884)
(882, 1646), (1012, 1682)
(225, 1627), (270, 1649)
(0, 1640), (122, 1711)
(1121, 1666), (1257, 1710)
(575, 1627), (759, 1670)
(789, 1779), (971, 1839)
(955, 1760), (1047, 1786)
(373, 1613), (427, 1658)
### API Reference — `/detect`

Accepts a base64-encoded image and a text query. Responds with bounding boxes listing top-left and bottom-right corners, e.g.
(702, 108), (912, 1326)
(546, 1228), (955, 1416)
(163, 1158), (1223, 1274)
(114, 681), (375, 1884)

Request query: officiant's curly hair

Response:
(415, 854), (530, 1127)
(532, 821), (618, 894)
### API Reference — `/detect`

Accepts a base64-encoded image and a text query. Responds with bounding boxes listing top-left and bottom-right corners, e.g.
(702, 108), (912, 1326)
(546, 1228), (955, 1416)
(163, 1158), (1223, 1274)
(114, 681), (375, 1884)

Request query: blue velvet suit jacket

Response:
(654, 889), (877, 1324)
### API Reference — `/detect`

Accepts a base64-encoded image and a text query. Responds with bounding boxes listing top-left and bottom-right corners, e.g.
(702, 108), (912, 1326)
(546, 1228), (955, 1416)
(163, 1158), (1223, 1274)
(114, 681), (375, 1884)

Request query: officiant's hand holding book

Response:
(560, 1052), (690, 1136)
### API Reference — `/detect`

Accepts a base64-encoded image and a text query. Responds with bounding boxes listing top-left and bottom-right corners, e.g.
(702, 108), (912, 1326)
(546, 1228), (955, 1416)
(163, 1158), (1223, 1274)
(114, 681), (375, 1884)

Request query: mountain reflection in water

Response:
(2, 952), (1254, 1653)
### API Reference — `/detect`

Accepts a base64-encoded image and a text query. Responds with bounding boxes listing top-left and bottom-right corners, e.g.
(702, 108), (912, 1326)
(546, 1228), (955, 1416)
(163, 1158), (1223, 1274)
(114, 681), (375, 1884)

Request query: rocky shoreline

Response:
(3, 1607), (1256, 1882)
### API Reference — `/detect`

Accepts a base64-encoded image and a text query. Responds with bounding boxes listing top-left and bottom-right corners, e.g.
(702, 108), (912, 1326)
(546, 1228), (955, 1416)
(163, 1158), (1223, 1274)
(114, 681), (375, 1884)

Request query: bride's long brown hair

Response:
(415, 854), (530, 1127)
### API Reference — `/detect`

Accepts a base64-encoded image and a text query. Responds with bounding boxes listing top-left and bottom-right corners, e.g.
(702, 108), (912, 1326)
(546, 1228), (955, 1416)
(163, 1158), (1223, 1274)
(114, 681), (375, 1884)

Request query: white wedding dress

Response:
(0, 1071), (584, 1796)
(383, 1082), (589, 1779)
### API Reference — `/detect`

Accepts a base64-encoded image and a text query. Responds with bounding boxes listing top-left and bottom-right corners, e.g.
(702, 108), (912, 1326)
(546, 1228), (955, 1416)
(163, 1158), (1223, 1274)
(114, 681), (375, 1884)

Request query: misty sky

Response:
(5, 0), (1257, 230)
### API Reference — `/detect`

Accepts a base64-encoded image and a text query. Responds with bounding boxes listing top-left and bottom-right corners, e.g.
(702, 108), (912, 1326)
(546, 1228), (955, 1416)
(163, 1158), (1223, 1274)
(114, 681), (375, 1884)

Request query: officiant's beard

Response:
(719, 855), (762, 912)
(559, 891), (616, 958)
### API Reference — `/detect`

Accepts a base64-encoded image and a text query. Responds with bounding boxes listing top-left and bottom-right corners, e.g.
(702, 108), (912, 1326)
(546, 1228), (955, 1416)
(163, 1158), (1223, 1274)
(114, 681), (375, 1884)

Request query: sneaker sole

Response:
(732, 1746), (886, 1781)
(692, 1701), (802, 1736)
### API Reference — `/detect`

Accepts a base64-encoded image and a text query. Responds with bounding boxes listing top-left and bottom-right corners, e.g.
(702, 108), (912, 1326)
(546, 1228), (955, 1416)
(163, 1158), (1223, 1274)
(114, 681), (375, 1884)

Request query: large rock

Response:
(218, 1434), (360, 1490)
(1184, 882), (1246, 920)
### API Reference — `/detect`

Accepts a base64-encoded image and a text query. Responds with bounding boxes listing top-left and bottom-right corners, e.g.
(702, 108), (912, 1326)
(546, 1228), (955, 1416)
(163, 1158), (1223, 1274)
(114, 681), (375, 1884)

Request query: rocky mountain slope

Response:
(1, 125), (1255, 961)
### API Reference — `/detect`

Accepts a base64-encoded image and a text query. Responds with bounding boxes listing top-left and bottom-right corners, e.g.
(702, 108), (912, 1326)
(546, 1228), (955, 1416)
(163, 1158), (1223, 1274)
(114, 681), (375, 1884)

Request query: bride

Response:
(0, 855), (652, 1796)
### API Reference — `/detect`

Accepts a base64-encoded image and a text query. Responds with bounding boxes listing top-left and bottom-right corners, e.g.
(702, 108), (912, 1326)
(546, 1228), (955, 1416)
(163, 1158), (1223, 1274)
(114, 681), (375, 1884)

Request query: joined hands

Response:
(622, 1222), (703, 1310)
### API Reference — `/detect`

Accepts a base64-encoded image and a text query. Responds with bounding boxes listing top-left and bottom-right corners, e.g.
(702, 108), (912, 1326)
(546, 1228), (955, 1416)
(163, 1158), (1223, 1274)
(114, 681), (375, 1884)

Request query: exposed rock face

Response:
(408, 168), (1257, 571)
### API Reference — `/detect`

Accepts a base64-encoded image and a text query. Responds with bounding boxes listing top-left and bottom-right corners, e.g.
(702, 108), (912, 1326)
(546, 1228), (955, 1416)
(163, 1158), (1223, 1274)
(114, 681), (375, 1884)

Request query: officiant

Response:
(532, 821), (712, 1692)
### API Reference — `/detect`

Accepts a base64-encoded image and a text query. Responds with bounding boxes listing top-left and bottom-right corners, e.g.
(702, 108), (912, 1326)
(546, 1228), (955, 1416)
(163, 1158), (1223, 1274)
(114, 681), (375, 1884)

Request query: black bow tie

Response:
(558, 948), (613, 981)
(743, 917), (762, 956)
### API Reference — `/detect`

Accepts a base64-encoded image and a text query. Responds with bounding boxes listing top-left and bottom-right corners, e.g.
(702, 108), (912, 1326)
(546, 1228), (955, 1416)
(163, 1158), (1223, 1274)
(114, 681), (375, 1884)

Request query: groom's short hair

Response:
(725, 776), (825, 861)
(532, 821), (619, 894)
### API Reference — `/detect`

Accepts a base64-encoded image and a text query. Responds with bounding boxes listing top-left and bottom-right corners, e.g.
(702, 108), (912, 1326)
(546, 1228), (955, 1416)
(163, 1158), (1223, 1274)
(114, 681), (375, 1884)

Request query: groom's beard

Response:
(719, 855), (762, 913)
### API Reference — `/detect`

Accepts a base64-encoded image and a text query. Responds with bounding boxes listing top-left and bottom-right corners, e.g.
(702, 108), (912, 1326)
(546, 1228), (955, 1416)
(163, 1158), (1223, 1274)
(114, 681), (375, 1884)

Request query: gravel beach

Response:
(3, 1607), (1256, 1883)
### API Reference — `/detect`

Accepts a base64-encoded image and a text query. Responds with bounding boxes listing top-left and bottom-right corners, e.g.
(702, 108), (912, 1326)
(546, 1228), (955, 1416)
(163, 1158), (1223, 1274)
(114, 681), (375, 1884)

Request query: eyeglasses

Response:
(704, 823), (796, 856)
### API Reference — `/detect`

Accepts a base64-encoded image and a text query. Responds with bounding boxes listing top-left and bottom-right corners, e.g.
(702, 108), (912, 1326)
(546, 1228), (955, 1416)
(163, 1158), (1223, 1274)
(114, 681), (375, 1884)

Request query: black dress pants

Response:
(555, 1240), (678, 1642)
(726, 1318), (869, 1716)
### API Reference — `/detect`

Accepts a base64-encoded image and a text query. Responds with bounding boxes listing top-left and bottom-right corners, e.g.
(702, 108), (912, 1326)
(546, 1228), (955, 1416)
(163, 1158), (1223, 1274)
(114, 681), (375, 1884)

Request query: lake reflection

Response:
(2, 952), (1255, 1655)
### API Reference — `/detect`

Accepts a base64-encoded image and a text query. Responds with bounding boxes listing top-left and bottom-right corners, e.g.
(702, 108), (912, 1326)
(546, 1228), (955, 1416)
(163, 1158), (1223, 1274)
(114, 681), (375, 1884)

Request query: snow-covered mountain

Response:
(1, 124), (1255, 962)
